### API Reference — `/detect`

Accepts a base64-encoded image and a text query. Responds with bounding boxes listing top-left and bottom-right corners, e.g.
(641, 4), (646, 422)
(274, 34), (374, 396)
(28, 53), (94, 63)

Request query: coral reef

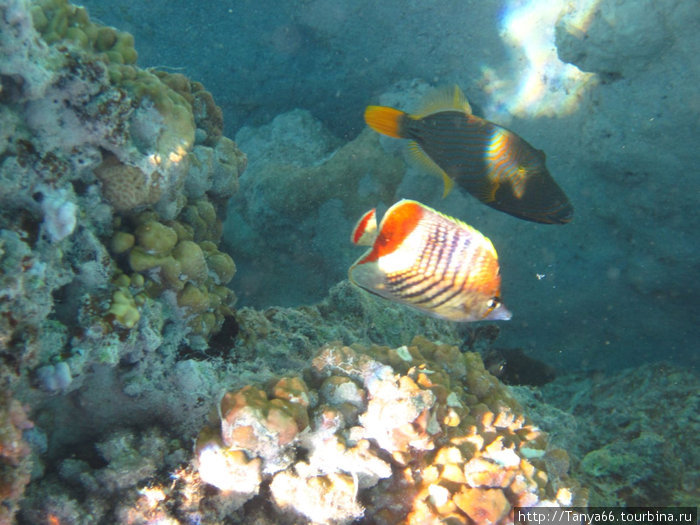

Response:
(2, 0), (696, 523)
(10, 313), (584, 525)
(192, 0), (700, 373)
(0, 0), (244, 519)
(18, 426), (187, 525)
(187, 338), (584, 524)
(67, 0), (698, 373)
(0, 0), (245, 385)
(3, 268), (497, 525)
(511, 363), (700, 507)
(230, 279), (466, 374)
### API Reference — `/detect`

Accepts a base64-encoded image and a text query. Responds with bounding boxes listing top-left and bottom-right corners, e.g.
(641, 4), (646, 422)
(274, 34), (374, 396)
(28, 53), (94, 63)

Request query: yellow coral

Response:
(110, 231), (135, 254)
(33, 0), (138, 70)
(32, 0), (237, 349)
(204, 250), (235, 285)
(218, 382), (308, 451)
(106, 288), (140, 329)
(177, 283), (209, 314)
(172, 240), (207, 284)
(127, 246), (168, 273)
(134, 220), (178, 256)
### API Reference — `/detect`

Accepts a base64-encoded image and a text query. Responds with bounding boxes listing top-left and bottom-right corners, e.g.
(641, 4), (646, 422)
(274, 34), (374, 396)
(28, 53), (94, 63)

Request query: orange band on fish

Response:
(349, 199), (511, 323)
(357, 200), (423, 264)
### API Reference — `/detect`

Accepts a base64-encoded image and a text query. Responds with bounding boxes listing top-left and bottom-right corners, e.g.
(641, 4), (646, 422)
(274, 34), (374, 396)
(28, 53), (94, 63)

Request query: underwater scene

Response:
(0, 0), (698, 523)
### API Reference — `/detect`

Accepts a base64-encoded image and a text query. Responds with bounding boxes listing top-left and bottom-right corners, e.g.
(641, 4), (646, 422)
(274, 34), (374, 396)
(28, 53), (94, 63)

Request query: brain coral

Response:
(186, 337), (585, 524)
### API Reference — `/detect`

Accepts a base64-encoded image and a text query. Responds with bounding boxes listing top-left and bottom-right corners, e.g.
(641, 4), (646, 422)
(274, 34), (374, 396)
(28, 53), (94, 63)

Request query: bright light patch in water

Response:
(481, 0), (601, 121)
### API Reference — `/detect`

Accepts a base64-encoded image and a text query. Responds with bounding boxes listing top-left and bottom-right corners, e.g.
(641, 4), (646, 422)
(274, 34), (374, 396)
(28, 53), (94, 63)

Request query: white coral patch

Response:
(197, 444), (261, 495)
(42, 189), (77, 242)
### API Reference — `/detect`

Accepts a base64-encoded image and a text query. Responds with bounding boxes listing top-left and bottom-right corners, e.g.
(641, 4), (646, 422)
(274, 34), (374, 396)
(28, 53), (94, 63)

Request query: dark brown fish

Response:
(364, 86), (573, 224)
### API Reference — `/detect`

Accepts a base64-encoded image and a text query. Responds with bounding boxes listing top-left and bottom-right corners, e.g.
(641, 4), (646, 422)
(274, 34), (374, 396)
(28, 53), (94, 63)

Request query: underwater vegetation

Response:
(0, 0), (698, 523)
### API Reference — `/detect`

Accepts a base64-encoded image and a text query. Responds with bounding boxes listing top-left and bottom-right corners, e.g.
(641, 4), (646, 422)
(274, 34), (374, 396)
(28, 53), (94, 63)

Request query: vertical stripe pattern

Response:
(349, 201), (510, 322)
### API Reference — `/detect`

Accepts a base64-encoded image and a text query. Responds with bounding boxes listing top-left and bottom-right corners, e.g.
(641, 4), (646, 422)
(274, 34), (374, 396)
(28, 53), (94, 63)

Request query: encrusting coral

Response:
(182, 337), (585, 524)
(0, 0), (246, 384)
(113, 203), (238, 339)
(15, 334), (585, 524)
(33, 333), (578, 524)
(0, 3), (245, 519)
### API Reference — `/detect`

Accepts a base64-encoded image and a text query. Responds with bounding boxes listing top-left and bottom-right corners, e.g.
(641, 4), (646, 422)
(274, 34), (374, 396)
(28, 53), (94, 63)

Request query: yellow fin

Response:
(414, 85), (472, 118)
(407, 141), (455, 197)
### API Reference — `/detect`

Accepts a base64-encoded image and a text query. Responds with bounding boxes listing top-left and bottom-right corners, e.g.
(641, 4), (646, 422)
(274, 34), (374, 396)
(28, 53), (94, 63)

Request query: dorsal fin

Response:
(351, 208), (378, 246)
(354, 200), (424, 264)
(414, 85), (472, 118)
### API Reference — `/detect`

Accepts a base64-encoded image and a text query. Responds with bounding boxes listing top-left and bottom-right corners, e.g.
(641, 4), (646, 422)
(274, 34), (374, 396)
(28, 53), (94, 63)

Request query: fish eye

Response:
(486, 297), (500, 310)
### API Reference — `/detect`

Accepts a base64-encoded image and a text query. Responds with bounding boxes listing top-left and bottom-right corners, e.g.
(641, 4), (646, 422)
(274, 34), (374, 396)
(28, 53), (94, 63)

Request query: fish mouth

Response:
(484, 304), (512, 321)
(526, 202), (574, 224)
(548, 203), (574, 224)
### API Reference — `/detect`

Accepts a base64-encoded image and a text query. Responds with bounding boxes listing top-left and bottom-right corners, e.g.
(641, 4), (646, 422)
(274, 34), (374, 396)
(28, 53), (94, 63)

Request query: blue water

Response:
(82, 0), (698, 374)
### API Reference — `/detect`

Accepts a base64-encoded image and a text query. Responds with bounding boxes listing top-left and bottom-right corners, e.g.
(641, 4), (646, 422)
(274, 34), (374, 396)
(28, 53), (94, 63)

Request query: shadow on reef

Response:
(457, 325), (556, 387)
(484, 348), (557, 387)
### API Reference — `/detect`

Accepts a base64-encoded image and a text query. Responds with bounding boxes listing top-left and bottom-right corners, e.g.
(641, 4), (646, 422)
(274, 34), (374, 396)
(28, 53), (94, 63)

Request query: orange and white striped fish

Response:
(349, 200), (511, 322)
(364, 86), (573, 224)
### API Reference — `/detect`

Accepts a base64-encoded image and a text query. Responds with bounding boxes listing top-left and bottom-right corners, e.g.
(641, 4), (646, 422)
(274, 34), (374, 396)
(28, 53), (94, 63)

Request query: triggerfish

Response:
(364, 86), (573, 224)
(348, 199), (511, 322)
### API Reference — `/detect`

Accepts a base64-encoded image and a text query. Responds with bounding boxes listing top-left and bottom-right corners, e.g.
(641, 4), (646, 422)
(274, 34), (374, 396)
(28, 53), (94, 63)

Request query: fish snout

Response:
(484, 302), (512, 321)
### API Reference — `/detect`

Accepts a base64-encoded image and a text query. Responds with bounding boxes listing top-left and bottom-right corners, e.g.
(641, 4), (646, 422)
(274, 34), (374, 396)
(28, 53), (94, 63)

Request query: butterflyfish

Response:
(364, 86), (573, 224)
(349, 199), (511, 322)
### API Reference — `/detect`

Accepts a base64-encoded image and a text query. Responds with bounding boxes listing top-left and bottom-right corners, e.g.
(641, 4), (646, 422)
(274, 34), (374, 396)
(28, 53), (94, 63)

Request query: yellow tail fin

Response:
(364, 106), (406, 138)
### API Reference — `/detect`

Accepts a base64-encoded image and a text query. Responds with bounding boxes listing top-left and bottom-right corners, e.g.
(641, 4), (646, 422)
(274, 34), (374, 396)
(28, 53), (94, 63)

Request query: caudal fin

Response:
(364, 106), (407, 138)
